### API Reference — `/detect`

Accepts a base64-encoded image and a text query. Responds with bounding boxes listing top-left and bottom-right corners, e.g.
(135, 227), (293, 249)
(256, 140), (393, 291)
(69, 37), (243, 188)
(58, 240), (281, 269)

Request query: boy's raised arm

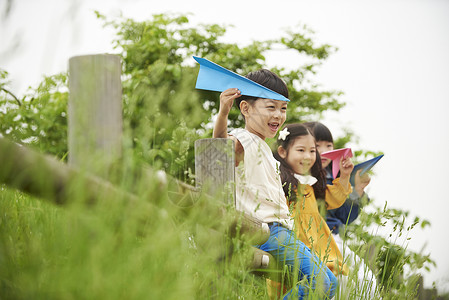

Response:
(213, 88), (241, 138)
(213, 88), (244, 165)
(354, 169), (371, 197)
(213, 111), (230, 138)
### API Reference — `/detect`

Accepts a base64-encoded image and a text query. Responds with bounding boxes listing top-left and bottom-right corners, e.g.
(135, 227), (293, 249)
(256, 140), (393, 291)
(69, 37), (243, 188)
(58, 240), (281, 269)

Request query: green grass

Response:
(0, 169), (435, 300)
(0, 168), (274, 300)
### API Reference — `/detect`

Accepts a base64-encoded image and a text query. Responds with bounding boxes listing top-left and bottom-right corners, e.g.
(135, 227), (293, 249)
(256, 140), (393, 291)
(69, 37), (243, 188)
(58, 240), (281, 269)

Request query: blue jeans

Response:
(257, 223), (338, 299)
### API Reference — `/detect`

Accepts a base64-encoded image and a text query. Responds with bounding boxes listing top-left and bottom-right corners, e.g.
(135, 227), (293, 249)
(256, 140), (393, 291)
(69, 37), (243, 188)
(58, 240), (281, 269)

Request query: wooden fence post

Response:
(194, 138), (273, 272)
(68, 54), (122, 177)
(195, 138), (235, 206)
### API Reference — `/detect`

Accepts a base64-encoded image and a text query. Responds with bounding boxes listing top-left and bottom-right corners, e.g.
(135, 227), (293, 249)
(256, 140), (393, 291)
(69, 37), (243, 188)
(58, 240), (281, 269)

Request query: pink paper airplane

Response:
(321, 148), (353, 178)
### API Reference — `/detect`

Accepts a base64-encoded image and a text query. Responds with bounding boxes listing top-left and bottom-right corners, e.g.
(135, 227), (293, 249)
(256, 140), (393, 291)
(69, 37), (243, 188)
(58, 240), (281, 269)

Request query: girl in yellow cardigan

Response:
(268, 123), (353, 298)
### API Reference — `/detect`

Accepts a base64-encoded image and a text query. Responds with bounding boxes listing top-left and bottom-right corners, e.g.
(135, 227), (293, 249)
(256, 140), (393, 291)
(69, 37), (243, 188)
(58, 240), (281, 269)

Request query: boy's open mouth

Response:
(269, 123), (279, 132)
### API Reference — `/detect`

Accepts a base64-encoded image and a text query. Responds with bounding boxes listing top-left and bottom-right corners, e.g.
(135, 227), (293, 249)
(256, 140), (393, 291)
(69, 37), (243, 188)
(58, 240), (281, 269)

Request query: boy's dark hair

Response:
(235, 69), (289, 110)
(273, 123), (327, 202)
(304, 122), (334, 143)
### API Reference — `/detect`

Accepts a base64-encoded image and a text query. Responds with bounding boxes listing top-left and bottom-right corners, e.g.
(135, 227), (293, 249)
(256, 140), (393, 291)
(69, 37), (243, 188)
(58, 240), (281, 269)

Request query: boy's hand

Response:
(339, 157), (354, 178)
(213, 88), (241, 139)
(354, 169), (371, 196)
(219, 88), (241, 116)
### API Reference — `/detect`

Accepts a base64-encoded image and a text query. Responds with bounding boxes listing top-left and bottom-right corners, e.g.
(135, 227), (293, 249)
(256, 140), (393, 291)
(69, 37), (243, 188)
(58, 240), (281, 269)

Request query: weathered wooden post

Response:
(194, 138), (273, 271)
(68, 54), (122, 177)
(195, 138), (235, 205)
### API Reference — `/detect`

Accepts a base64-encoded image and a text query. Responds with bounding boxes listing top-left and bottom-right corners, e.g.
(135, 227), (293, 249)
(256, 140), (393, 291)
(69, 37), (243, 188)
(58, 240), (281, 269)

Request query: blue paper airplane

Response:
(193, 56), (290, 102)
(350, 154), (384, 186)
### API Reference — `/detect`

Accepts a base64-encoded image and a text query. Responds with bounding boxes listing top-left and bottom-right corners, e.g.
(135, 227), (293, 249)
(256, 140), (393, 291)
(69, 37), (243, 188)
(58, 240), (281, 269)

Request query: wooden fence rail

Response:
(0, 134), (274, 271)
(0, 136), (139, 206)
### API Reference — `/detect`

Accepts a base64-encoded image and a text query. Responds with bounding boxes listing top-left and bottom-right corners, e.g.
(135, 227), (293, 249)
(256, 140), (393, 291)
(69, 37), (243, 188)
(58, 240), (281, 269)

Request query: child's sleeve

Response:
(325, 177), (352, 210)
(228, 129), (250, 165)
(229, 128), (251, 149)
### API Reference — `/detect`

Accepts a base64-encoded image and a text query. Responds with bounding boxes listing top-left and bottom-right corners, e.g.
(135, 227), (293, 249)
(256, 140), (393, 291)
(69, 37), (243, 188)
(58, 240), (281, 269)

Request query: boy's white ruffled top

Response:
(230, 128), (293, 230)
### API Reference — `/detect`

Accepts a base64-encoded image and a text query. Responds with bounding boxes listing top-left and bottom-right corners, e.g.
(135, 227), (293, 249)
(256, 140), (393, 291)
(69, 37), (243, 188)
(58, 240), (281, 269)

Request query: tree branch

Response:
(1, 87), (21, 106)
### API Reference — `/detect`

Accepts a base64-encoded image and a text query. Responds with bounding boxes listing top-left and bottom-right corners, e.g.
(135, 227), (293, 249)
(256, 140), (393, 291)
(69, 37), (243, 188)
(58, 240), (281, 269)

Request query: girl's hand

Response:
(219, 88), (241, 116)
(339, 157), (354, 178)
(354, 169), (371, 196)
(337, 157), (354, 192)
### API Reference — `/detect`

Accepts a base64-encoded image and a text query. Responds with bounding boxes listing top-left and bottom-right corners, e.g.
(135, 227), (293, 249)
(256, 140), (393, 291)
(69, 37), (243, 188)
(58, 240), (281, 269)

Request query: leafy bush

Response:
(0, 71), (68, 158)
(1, 13), (345, 179)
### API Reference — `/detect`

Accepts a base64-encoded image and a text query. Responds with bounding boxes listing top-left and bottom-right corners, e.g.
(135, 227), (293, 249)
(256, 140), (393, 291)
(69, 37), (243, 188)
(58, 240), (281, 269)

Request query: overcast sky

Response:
(1, 0), (449, 292)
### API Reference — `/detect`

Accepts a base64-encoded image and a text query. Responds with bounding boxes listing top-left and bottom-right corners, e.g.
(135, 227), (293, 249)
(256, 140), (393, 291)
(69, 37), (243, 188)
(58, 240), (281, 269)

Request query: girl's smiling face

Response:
(278, 134), (317, 175)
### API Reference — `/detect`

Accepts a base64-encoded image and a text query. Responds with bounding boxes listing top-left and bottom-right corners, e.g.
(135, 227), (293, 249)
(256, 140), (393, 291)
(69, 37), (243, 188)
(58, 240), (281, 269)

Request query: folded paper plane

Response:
(350, 154), (384, 186)
(193, 56), (290, 102)
(321, 148), (353, 179)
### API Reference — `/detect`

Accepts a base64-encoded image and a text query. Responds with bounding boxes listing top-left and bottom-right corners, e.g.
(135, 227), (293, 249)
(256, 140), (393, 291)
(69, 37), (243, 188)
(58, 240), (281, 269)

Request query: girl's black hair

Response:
(303, 121), (333, 143)
(235, 69), (289, 110)
(273, 123), (327, 203)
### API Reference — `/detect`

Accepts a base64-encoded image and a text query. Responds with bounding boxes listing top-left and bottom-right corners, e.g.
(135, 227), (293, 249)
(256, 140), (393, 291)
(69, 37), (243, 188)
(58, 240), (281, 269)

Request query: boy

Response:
(213, 69), (337, 300)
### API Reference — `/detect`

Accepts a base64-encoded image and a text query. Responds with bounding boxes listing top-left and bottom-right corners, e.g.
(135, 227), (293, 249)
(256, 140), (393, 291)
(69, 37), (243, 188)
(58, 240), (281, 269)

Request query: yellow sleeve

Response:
(325, 177), (352, 210)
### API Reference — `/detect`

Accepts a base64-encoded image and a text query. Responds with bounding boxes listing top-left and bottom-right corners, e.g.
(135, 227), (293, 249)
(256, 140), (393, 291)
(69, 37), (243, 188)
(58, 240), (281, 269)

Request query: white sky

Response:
(1, 0), (449, 293)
